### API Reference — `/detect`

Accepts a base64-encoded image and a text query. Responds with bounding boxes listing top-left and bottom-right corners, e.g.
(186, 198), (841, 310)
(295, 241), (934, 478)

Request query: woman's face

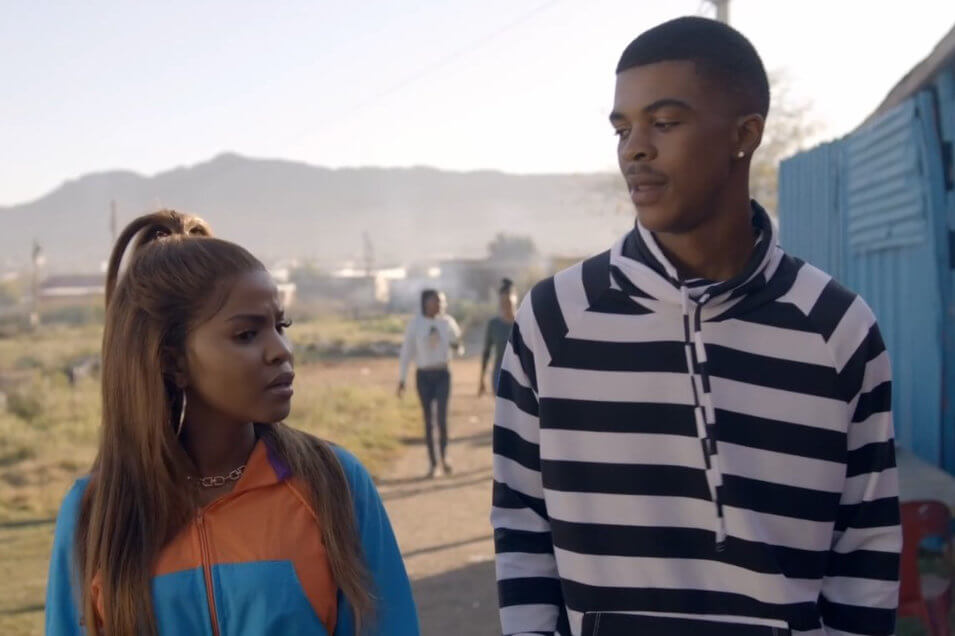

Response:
(182, 270), (295, 425)
(424, 294), (441, 317)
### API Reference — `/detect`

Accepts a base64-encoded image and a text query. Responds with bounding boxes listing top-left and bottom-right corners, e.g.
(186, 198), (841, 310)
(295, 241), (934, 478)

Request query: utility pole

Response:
(362, 231), (375, 277)
(30, 240), (42, 329)
(705, 0), (730, 24)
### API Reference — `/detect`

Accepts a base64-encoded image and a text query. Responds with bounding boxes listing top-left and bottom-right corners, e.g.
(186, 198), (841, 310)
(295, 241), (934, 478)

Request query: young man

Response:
(491, 17), (899, 636)
(480, 278), (519, 397)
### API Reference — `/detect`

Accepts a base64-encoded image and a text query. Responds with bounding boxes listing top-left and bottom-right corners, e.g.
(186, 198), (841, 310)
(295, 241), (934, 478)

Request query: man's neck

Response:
(180, 400), (257, 478)
(653, 198), (755, 283)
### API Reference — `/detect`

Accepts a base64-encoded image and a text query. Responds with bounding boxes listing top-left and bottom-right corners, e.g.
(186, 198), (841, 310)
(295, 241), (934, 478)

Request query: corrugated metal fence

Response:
(780, 75), (955, 471)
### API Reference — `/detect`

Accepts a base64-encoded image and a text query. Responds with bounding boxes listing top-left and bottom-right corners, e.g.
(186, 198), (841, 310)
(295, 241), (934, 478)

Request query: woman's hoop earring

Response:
(176, 390), (187, 437)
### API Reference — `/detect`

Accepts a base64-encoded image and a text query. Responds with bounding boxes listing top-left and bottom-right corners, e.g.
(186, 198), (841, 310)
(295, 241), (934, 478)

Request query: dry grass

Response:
(0, 323), (102, 372)
(0, 320), (421, 635)
(290, 313), (408, 346)
(286, 359), (421, 476)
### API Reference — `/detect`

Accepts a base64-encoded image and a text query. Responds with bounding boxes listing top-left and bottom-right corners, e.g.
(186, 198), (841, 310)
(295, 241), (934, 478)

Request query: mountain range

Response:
(0, 153), (634, 272)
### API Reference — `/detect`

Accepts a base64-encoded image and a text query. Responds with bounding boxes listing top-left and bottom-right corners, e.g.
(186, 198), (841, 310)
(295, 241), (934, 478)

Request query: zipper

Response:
(196, 510), (222, 636)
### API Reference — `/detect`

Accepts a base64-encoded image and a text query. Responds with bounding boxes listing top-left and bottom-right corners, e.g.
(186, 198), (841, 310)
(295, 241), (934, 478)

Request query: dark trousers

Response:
(416, 367), (451, 467)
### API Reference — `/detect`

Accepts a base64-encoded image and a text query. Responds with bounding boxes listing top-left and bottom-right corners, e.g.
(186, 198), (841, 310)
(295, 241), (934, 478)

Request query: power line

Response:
(366, 0), (562, 107)
(296, 0), (563, 142)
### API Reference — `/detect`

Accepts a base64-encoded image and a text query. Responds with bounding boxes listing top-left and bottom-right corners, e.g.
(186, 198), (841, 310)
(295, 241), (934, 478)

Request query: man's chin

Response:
(635, 206), (678, 233)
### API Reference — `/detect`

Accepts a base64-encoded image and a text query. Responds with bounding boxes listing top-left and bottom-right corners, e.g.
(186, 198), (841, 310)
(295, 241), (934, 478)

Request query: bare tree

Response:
(751, 70), (822, 215)
(487, 233), (539, 263)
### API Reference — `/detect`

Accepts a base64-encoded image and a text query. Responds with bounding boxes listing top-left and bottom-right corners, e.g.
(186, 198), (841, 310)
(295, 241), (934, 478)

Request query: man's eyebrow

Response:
(643, 98), (692, 113)
(609, 98), (693, 124)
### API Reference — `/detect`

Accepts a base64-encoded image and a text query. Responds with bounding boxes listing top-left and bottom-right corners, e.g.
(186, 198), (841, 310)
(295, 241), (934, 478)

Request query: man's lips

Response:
(626, 168), (668, 205)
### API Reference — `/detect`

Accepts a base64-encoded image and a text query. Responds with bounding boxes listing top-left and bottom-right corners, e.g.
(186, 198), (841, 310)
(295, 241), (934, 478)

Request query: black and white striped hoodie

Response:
(491, 203), (900, 636)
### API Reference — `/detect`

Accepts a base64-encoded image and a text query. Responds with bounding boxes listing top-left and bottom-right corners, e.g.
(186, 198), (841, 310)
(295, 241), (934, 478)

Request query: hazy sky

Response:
(3, 0), (954, 206)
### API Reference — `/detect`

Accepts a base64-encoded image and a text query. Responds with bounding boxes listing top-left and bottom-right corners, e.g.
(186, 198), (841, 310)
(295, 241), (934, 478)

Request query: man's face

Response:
(612, 60), (739, 234)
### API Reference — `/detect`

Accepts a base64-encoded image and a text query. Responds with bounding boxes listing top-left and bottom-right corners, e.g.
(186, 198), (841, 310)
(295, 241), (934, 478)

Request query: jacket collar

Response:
(612, 200), (782, 307)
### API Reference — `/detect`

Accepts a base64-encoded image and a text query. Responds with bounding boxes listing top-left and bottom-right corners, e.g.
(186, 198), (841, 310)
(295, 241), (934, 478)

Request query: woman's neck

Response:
(179, 399), (257, 478)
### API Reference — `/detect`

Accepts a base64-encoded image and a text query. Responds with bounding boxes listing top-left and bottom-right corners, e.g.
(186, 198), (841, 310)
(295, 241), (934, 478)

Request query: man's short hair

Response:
(616, 16), (769, 117)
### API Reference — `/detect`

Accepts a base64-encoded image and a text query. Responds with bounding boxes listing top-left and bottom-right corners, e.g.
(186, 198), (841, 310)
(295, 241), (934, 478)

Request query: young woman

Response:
(396, 289), (462, 478)
(45, 210), (419, 635)
(478, 278), (517, 397)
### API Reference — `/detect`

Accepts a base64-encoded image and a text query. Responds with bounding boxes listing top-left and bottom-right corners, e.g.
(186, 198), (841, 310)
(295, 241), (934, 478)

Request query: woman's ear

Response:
(162, 348), (188, 389)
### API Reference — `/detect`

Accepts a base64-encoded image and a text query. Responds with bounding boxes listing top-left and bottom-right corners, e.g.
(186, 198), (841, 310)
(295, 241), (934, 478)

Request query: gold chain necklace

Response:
(187, 464), (246, 489)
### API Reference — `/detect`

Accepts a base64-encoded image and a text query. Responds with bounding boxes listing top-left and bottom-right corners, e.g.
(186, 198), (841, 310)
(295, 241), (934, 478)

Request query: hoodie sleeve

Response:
(45, 477), (90, 636)
(491, 294), (568, 636)
(398, 317), (417, 384)
(335, 447), (420, 636)
(820, 299), (900, 636)
(447, 316), (464, 356)
(481, 320), (494, 376)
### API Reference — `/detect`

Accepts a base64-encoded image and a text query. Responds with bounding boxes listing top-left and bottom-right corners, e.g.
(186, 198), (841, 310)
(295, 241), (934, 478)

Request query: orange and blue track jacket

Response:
(44, 442), (420, 635)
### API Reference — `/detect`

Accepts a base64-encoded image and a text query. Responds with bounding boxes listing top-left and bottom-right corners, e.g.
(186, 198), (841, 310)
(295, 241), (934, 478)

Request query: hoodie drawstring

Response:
(681, 285), (728, 549)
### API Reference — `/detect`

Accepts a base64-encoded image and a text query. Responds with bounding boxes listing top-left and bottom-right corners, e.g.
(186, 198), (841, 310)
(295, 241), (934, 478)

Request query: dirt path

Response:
(376, 357), (500, 635)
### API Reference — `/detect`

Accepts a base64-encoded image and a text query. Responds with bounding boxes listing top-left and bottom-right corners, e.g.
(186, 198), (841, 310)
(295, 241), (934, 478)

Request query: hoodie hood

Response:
(610, 201), (784, 313)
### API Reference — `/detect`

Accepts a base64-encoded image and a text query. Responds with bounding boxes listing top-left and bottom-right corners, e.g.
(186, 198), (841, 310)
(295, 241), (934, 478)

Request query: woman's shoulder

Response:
(330, 445), (372, 488)
(329, 446), (387, 526)
(51, 475), (92, 547)
(59, 475), (92, 517)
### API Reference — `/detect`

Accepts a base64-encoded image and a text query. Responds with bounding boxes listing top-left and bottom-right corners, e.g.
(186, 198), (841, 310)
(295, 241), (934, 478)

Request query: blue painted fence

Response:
(779, 69), (955, 471)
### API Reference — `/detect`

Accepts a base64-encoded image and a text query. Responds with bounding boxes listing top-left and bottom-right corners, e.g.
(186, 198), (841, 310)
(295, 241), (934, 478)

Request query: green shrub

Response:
(14, 356), (43, 371)
(42, 303), (104, 327)
(7, 389), (43, 422)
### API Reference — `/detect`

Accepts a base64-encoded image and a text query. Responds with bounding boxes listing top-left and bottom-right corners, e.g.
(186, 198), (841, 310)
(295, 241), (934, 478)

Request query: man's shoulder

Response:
(786, 258), (875, 322)
(779, 257), (881, 371)
(527, 249), (610, 299)
(518, 249), (614, 328)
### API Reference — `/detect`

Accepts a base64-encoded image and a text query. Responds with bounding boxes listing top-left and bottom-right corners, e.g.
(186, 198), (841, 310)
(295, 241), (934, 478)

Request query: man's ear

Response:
(734, 112), (765, 158)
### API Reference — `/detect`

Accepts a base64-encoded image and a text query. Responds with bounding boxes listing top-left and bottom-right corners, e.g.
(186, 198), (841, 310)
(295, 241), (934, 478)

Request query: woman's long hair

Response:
(76, 210), (371, 635)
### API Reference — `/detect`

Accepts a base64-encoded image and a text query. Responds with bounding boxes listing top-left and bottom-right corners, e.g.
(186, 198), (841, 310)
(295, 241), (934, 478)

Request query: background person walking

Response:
(398, 289), (463, 478)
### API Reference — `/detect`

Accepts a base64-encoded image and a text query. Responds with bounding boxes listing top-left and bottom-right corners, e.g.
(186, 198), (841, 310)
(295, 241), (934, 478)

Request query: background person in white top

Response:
(397, 289), (464, 478)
